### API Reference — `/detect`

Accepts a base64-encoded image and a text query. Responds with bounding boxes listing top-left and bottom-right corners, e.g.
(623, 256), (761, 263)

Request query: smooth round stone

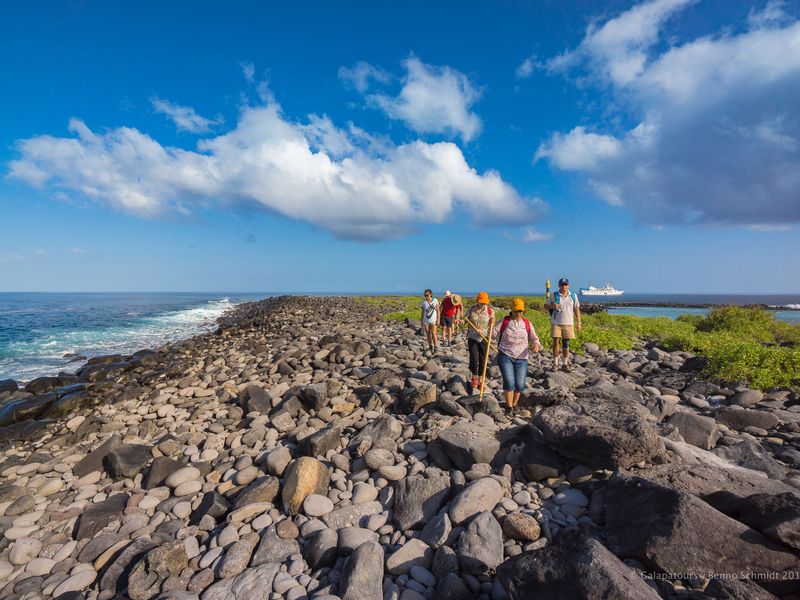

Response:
(234, 466), (259, 486)
(5, 495), (35, 516)
(39, 478), (64, 496)
(512, 491), (532, 506)
(364, 449), (394, 470)
(560, 503), (586, 519)
(252, 513), (273, 530)
(13, 510), (45, 527)
(378, 465), (407, 481)
(303, 494), (334, 517)
(553, 489), (588, 507)
(218, 526), (239, 547)
(199, 547), (223, 569)
(139, 496), (161, 510)
(0, 559), (12, 579)
(52, 569), (96, 595)
(10, 537), (42, 565)
(276, 519), (299, 540)
(66, 415), (85, 430)
(352, 483), (378, 504)
(26, 557), (55, 576)
(174, 480), (202, 497)
(409, 565), (436, 587)
(165, 466), (201, 489)
(172, 502), (192, 519)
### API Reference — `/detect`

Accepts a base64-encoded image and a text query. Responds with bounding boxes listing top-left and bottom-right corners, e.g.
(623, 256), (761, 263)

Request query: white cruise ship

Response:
(579, 283), (624, 297)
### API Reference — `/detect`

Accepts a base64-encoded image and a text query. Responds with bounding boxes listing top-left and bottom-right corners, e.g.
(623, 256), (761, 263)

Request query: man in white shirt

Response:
(544, 278), (582, 371)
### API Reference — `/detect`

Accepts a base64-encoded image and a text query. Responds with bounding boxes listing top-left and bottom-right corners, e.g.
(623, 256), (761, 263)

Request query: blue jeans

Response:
(497, 353), (528, 392)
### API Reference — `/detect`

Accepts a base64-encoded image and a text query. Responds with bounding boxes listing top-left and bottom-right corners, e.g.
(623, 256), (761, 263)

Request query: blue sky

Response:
(1, 0), (799, 293)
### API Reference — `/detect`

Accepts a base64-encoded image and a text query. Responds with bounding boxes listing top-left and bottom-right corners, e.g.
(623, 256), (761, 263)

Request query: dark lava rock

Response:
(127, 541), (188, 600)
(304, 529), (338, 569)
(189, 492), (231, 525)
(75, 493), (129, 540)
(233, 476), (280, 509)
(73, 433), (122, 478)
(301, 382), (330, 411)
(534, 391), (659, 469)
(714, 406), (779, 431)
(604, 474), (800, 595)
(520, 441), (566, 481)
(0, 379), (18, 394)
(339, 541), (384, 600)
(0, 394), (55, 427)
(434, 572), (473, 600)
(242, 384), (271, 414)
(497, 533), (660, 600)
(143, 456), (184, 490)
(299, 424), (342, 458)
(705, 491), (800, 551)
(107, 443), (152, 479)
(98, 536), (158, 594)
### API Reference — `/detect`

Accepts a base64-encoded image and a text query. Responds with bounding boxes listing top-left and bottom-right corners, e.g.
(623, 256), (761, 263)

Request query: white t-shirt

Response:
(549, 292), (579, 325)
(421, 298), (439, 324)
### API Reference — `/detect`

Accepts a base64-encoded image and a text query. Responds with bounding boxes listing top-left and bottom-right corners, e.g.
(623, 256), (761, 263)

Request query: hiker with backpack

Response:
(492, 297), (541, 412)
(544, 278), (582, 371)
(439, 291), (462, 348)
(465, 291), (494, 391)
(420, 289), (440, 356)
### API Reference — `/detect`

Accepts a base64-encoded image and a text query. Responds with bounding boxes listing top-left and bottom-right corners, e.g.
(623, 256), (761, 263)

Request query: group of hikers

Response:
(420, 280), (582, 412)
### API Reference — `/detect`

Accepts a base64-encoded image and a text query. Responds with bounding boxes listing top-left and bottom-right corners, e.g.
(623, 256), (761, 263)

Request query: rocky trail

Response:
(0, 295), (798, 600)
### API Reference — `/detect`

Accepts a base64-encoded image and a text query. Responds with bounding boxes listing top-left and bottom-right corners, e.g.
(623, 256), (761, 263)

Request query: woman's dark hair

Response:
(424, 289), (432, 295)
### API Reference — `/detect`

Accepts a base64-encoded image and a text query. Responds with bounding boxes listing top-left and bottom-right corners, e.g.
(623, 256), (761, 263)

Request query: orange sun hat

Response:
(477, 291), (489, 304)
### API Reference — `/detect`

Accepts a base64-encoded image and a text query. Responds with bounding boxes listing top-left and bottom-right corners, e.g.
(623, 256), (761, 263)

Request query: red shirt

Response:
(441, 297), (460, 318)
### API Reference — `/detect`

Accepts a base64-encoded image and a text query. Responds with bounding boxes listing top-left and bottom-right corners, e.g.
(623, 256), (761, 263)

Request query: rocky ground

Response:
(0, 295), (798, 600)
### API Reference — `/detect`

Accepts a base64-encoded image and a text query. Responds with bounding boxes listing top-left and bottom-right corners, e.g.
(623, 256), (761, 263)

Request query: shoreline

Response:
(0, 295), (797, 598)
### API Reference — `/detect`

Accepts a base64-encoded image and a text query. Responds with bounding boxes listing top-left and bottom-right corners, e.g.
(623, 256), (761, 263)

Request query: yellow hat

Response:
(477, 291), (489, 305)
(512, 297), (525, 311)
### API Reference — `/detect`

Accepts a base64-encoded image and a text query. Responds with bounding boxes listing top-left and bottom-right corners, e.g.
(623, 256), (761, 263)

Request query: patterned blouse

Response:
(466, 304), (494, 342)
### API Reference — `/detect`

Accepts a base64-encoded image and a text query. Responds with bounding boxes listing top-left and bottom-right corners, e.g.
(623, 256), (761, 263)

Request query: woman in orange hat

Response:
(465, 291), (494, 391)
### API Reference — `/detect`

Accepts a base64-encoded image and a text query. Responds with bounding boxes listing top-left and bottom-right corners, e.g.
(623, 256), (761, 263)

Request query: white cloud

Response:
(9, 97), (544, 241)
(359, 57), (483, 142)
(534, 126), (622, 171)
(515, 228), (554, 243)
(338, 61), (391, 93)
(515, 56), (537, 79)
(151, 97), (223, 133)
(537, 0), (800, 228)
(749, 0), (790, 29)
(548, 0), (695, 85)
(68, 247), (89, 254)
(0, 253), (27, 264)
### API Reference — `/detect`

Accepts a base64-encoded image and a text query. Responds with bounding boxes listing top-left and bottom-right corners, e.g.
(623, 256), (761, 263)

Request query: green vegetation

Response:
(357, 296), (800, 391)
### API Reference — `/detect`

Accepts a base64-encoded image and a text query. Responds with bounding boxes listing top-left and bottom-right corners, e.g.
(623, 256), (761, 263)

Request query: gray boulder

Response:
(201, 564), (279, 600)
(667, 410), (720, 450)
(456, 511), (503, 574)
(339, 541), (384, 600)
(394, 472), (451, 530)
(438, 421), (501, 470)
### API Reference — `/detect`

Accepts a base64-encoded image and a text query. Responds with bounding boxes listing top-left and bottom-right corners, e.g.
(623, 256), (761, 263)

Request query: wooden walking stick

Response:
(479, 320), (495, 398)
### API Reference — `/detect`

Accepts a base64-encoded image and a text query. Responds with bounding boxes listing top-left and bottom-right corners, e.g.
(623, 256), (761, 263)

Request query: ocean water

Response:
(0, 293), (265, 382)
(591, 293), (800, 324)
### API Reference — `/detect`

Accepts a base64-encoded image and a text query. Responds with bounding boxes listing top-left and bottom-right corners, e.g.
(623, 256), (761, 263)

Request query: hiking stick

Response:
(463, 316), (494, 348)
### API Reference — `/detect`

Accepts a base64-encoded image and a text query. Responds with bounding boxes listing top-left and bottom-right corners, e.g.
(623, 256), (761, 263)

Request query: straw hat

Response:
(451, 294), (462, 306)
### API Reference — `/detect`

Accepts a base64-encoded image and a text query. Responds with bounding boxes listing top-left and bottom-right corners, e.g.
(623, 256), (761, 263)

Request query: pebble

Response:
(10, 537), (42, 565)
(165, 466), (201, 488)
(52, 569), (97, 595)
(303, 494), (334, 517)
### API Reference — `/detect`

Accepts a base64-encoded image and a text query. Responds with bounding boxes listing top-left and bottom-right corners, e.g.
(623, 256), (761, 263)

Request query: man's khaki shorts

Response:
(551, 324), (575, 339)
